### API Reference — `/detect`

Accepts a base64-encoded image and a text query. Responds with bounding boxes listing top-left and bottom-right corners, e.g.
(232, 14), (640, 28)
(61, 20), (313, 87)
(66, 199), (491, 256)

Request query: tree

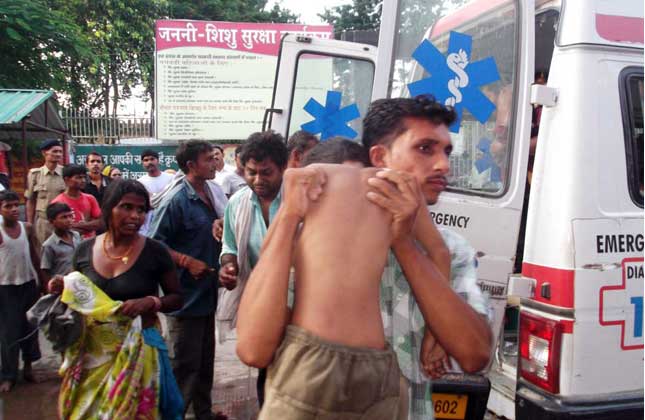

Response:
(0, 0), (90, 92)
(2, 0), (297, 116)
(318, 0), (381, 34)
(167, 0), (297, 23)
(319, 0), (467, 36)
(46, 0), (166, 116)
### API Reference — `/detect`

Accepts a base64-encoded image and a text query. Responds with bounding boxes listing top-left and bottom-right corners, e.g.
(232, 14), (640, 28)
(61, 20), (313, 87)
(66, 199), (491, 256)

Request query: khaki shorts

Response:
(259, 325), (407, 420)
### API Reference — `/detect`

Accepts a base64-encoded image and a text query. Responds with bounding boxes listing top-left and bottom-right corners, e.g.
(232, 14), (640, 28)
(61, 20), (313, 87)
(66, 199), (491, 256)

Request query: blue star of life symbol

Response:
(408, 31), (501, 133)
(301, 91), (361, 141)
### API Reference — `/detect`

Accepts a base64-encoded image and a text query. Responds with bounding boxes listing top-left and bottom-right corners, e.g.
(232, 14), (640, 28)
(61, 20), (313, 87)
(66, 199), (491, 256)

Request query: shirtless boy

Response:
(236, 163), (420, 419)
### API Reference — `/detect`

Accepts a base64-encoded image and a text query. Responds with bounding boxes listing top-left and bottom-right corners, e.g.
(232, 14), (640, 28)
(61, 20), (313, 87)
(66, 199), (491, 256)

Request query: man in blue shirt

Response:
(218, 131), (288, 407)
(150, 140), (226, 420)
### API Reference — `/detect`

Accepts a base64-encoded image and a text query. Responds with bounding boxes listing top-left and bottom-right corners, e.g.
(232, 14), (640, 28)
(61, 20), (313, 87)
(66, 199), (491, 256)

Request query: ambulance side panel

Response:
(569, 53), (643, 395)
(523, 38), (643, 398)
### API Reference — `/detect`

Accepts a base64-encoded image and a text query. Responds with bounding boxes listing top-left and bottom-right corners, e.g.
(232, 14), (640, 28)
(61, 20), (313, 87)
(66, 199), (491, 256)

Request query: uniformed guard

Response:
(25, 139), (66, 246)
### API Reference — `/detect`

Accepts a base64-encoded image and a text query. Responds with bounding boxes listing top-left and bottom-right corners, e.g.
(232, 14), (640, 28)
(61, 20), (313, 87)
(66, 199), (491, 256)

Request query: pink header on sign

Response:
(155, 20), (334, 55)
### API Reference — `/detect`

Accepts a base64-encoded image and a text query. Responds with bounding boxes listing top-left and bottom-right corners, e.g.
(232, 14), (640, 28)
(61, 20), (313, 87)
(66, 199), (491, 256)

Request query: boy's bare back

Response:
(290, 164), (393, 349)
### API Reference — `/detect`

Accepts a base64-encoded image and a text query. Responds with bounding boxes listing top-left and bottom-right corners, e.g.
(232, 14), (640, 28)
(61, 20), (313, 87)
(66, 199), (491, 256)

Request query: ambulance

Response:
(264, 0), (644, 418)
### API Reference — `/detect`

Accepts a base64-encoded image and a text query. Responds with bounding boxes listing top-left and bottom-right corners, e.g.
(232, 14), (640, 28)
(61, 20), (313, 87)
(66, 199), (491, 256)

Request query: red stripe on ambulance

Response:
(522, 262), (574, 309)
(595, 14), (644, 44)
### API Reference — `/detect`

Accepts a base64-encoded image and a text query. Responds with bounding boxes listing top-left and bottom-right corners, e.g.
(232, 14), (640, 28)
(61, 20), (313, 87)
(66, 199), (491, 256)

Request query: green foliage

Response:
(0, 0), (90, 91)
(50, 0), (167, 115)
(167, 0), (297, 23)
(320, 0), (467, 35)
(1, 0), (297, 115)
(319, 0), (381, 33)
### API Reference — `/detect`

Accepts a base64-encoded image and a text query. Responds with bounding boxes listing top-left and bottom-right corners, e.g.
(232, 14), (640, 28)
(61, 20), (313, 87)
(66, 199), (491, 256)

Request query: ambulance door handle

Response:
(540, 283), (551, 300)
(508, 275), (536, 299)
(530, 84), (558, 107)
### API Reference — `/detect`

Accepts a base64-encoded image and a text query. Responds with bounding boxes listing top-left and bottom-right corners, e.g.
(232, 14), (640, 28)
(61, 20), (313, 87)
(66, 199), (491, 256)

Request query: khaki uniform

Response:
(24, 165), (65, 246)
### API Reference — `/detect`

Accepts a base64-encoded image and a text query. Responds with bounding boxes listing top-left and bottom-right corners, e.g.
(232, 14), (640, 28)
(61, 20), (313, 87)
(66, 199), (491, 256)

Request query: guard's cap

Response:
(40, 138), (62, 151)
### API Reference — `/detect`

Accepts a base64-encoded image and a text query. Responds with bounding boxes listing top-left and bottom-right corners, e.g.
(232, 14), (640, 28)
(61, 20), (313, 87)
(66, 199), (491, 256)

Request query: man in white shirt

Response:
(213, 145), (237, 191)
(216, 145), (247, 197)
(138, 149), (173, 235)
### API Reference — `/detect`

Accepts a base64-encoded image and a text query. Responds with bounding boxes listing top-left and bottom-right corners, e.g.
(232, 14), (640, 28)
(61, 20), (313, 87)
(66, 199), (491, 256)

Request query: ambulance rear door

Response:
(378, 0), (536, 358)
(264, 34), (377, 141)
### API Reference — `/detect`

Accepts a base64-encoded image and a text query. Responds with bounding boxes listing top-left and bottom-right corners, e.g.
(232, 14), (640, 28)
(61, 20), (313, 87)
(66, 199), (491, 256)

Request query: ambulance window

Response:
(391, 0), (520, 196)
(286, 53), (375, 140)
(620, 69), (644, 207)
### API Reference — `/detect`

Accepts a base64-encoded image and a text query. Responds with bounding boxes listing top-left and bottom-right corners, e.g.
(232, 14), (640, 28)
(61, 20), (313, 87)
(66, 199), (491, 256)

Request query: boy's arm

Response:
(368, 170), (491, 372)
(236, 167), (325, 368)
(26, 223), (45, 291)
(40, 244), (54, 286)
(41, 269), (52, 287)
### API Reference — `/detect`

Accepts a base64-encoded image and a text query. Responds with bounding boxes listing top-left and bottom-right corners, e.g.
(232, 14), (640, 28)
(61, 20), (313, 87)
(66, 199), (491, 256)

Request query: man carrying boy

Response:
(0, 191), (43, 393)
(51, 164), (103, 238)
(298, 127), (491, 418)
(40, 202), (82, 285)
(236, 97), (491, 419)
(236, 163), (408, 419)
(363, 97), (491, 418)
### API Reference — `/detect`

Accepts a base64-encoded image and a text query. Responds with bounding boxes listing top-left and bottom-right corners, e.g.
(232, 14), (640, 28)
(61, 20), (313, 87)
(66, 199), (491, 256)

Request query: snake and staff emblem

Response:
(445, 49), (469, 107)
(408, 31), (500, 133)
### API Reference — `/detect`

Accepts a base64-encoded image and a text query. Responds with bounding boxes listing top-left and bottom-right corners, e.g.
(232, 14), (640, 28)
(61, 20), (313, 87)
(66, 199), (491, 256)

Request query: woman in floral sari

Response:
(48, 179), (184, 419)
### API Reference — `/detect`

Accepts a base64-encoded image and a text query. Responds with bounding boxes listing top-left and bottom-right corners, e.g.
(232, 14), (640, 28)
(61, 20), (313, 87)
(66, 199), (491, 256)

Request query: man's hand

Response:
(119, 297), (156, 318)
(184, 256), (211, 279)
(421, 328), (452, 379)
(366, 169), (422, 241)
(282, 167), (326, 220)
(219, 261), (238, 290)
(47, 275), (65, 295)
(212, 218), (224, 241)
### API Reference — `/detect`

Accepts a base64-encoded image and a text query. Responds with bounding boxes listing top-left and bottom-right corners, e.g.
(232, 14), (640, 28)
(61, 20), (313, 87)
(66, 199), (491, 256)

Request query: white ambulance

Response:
(265, 0), (644, 418)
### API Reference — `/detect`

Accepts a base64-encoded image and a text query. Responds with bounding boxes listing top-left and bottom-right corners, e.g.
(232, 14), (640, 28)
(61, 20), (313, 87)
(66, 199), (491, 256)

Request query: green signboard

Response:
(73, 144), (180, 180)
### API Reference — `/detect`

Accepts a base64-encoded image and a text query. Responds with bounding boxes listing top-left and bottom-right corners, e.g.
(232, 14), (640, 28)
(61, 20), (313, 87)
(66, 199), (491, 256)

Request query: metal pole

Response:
(22, 118), (28, 191)
(371, 0), (401, 100)
(62, 134), (68, 164)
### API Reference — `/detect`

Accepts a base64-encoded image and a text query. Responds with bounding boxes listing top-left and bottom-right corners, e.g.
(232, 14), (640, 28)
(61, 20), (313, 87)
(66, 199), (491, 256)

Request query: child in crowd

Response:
(51, 164), (102, 238)
(0, 191), (43, 393)
(40, 202), (82, 284)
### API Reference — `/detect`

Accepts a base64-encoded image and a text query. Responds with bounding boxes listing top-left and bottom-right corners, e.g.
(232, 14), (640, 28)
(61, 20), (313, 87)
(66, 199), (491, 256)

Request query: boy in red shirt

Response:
(51, 165), (103, 238)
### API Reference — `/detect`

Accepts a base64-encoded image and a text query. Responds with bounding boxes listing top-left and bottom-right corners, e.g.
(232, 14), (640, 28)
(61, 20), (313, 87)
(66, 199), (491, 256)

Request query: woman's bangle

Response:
(148, 296), (162, 312)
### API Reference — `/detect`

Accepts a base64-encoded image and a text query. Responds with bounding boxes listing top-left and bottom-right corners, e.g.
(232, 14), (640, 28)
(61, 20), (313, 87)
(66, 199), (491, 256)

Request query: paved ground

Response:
(0, 329), (259, 420)
(0, 330), (501, 420)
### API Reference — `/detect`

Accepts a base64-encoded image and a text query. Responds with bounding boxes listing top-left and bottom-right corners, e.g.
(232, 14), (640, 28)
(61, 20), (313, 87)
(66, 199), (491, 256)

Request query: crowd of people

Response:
(0, 95), (492, 420)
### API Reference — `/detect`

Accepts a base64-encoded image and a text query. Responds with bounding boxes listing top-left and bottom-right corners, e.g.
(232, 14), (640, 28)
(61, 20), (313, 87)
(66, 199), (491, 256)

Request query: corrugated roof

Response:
(0, 89), (54, 125)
